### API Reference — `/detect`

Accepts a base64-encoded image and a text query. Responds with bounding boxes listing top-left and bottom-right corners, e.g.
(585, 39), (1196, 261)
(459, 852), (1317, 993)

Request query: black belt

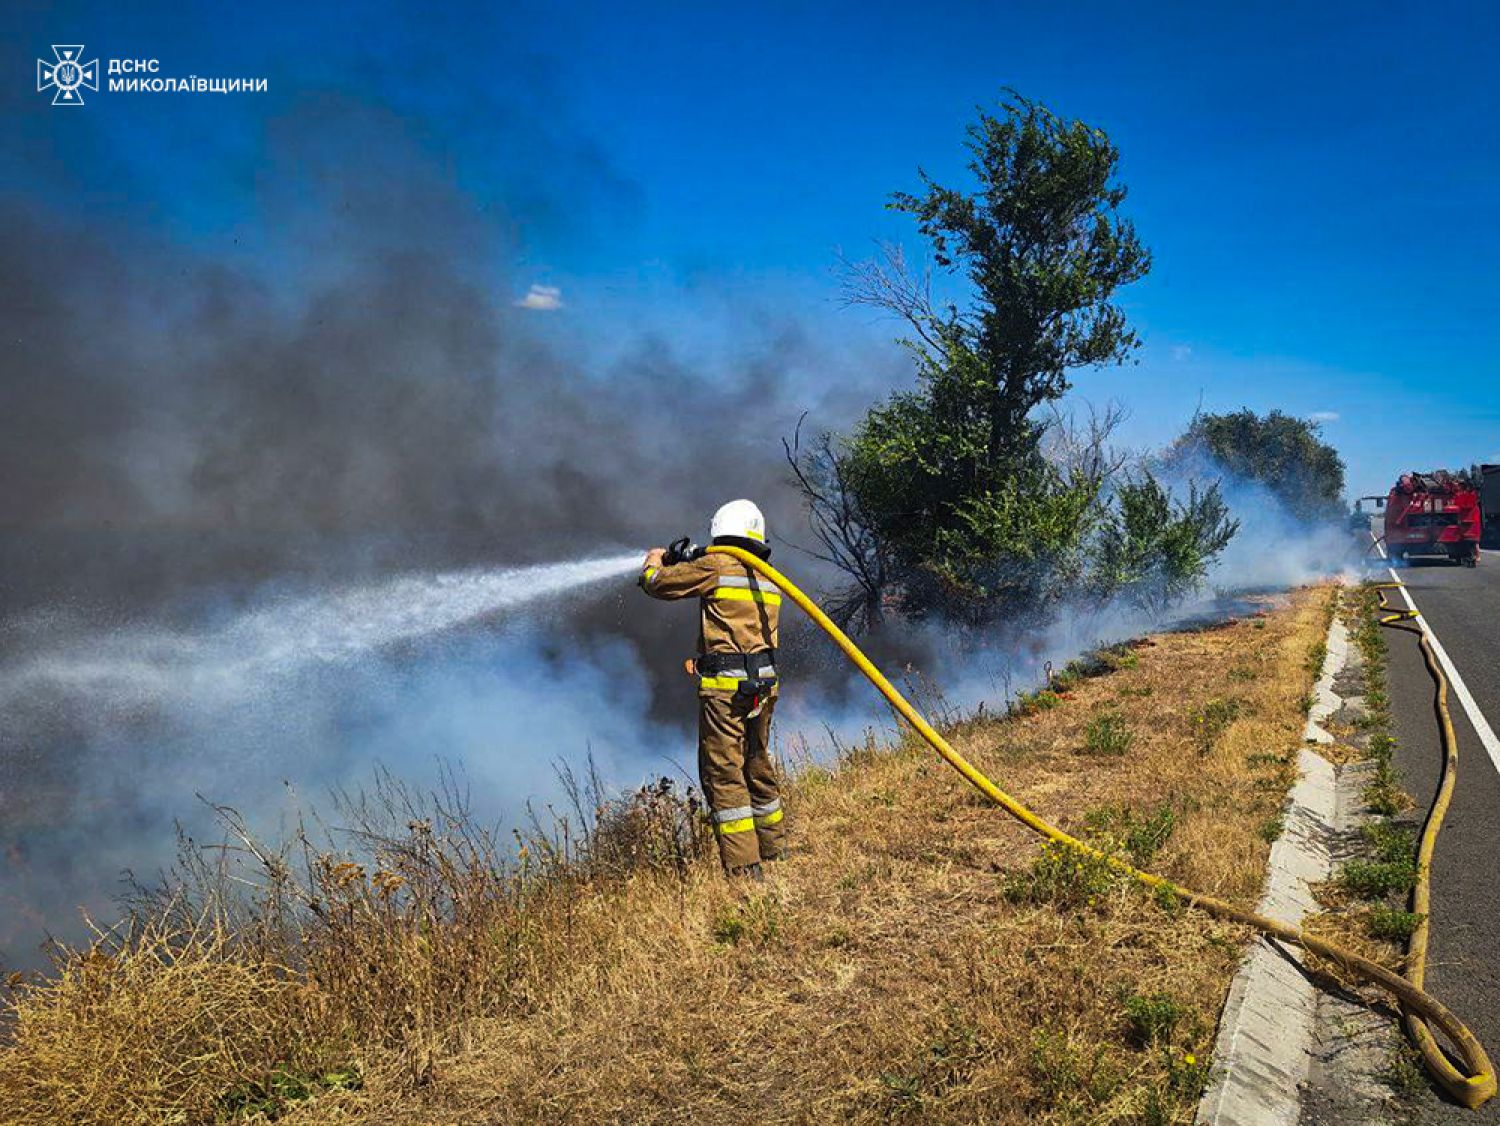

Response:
(696, 648), (778, 677)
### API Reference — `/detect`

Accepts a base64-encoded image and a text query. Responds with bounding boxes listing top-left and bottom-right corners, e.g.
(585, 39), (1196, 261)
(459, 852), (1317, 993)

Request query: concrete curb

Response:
(1303, 615), (1350, 746)
(1196, 604), (1348, 1126)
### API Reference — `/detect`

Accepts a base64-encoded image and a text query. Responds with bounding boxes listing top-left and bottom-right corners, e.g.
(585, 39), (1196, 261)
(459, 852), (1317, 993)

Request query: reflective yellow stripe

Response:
(744, 528), (765, 542)
(753, 808), (784, 828)
(699, 675), (745, 691)
(711, 587), (782, 605)
(699, 675), (778, 691)
(643, 566), (659, 583)
(715, 817), (755, 835)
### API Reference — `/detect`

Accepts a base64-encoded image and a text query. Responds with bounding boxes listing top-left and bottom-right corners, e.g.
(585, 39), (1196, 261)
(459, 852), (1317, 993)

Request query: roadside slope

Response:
(0, 586), (1333, 1125)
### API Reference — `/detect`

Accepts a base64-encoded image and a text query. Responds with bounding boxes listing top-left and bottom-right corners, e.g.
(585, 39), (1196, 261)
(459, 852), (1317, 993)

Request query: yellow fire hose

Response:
(1375, 582), (1479, 1102)
(708, 545), (1496, 1109)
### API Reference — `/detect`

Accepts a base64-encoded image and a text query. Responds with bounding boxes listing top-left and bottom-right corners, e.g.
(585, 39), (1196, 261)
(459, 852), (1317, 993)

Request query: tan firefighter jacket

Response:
(640, 551), (780, 698)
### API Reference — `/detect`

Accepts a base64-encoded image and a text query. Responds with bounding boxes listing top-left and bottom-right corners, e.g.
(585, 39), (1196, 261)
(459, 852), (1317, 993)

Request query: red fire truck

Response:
(1385, 470), (1481, 566)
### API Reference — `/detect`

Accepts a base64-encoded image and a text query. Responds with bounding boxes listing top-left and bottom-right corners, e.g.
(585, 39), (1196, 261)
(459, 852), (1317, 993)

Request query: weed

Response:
(1363, 739), (1410, 816)
(1364, 782), (1403, 816)
(712, 910), (746, 945)
(1257, 813), (1285, 843)
(1005, 842), (1122, 912)
(1029, 1028), (1082, 1102)
(1084, 712), (1134, 756)
(1086, 803), (1177, 866)
(1058, 645), (1139, 679)
(1190, 697), (1242, 755)
(926, 1013), (984, 1077)
(822, 926), (851, 948)
(878, 1070), (923, 1107)
(1140, 1085), (1174, 1126)
(876, 1012), (989, 1112)
(1011, 688), (1062, 716)
(1384, 1041), (1427, 1097)
(1228, 664), (1258, 682)
(1050, 666), (1082, 692)
(219, 1066), (361, 1118)
(1306, 639), (1328, 676)
(1367, 906), (1424, 942)
(1167, 1048), (1209, 1097)
(1361, 820), (1415, 865)
(712, 896), (782, 947)
(1338, 858), (1416, 899)
(1122, 991), (1184, 1047)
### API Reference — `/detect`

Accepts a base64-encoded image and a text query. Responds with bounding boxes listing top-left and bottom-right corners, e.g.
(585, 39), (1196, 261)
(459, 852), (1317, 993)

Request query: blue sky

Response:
(9, 0), (1500, 496)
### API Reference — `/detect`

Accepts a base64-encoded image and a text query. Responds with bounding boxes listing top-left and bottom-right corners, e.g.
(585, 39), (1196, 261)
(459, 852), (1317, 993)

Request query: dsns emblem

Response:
(37, 45), (99, 105)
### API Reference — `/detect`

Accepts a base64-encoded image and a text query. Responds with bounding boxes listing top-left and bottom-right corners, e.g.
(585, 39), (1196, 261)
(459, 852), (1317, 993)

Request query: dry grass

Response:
(0, 916), (324, 1123)
(0, 587), (1335, 1125)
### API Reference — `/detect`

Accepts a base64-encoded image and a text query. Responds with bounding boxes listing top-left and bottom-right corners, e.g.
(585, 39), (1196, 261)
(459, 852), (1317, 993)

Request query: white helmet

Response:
(710, 499), (767, 544)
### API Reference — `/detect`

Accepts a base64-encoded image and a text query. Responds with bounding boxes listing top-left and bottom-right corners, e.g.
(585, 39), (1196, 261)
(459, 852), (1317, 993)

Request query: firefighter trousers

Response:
(698, 694), (784, 870)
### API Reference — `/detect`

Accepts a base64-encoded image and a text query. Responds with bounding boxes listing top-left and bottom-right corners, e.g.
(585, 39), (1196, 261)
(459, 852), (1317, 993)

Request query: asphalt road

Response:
(1378, 547), (1500, 1123)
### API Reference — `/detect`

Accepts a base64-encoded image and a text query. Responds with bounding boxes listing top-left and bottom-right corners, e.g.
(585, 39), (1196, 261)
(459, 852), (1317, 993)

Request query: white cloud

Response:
(1171, 345), (1193, 361)
(516, 284), (562, 311)
(1308, 410), (1340, 423)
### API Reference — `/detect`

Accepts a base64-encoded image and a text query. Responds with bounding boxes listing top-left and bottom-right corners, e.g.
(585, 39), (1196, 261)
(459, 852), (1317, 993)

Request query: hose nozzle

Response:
(663, 536), (704, 566)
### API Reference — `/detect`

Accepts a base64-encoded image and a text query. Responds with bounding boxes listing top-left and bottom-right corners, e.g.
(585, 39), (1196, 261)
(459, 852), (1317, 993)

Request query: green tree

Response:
(1090, 473), (1239, 615)
(812, 93), (1152, 623)
(1168, 410), (1346, 521)
(885, 93), (1151, 463)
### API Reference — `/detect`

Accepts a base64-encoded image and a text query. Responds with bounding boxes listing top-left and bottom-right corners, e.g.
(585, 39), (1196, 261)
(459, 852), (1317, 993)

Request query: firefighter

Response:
(640, 499), (785, 878)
